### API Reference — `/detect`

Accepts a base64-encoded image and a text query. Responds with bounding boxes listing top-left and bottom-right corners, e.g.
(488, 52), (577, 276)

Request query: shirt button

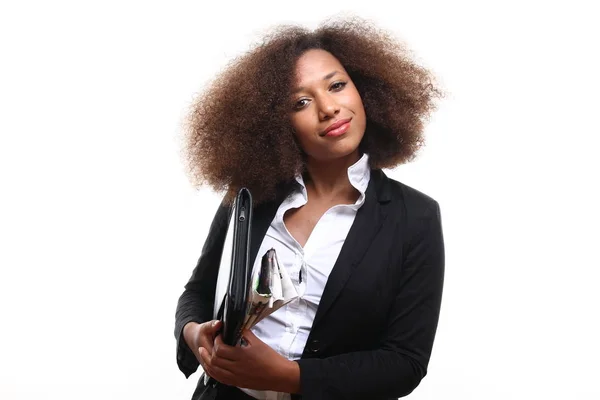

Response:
(306, 339), (320, 353)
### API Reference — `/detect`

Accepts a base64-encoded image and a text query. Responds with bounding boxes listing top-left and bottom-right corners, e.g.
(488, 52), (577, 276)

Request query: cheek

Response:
(350, 90), (366, 114)
(289, 114), (301, 132)
(346, 92), (366, 124)
(290, 114), (315, 141)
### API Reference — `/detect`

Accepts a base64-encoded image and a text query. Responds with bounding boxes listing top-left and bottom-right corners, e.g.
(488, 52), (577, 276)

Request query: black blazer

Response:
(175, 169), (445, 400)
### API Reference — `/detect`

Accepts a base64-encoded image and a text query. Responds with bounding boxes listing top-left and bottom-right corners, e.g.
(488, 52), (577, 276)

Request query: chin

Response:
(303, 128), (364, 162)
(311, 144), (362, 163)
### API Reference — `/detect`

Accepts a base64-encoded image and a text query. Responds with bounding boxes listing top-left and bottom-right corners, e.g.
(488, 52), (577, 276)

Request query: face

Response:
(288, 49), (367, 164)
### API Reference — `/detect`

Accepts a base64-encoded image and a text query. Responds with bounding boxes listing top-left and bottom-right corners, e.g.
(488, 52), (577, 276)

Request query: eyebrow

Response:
(292, 70), (340, 94)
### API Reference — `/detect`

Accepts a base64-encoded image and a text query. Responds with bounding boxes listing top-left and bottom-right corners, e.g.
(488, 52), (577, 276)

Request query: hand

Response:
(199, 329), (300, 393)
(182, 320), (222, 367)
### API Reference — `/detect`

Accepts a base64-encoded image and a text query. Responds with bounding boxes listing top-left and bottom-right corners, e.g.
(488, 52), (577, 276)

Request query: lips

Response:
(321, 118), (352, 137)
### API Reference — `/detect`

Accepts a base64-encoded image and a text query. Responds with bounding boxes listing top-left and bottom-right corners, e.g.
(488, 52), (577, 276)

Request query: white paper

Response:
(241, 249), (298, 330)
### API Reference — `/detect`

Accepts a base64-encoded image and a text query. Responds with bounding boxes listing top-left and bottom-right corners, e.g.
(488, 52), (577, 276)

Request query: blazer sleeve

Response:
(295, 201), (445, 399)
(174, 200), (231, 378)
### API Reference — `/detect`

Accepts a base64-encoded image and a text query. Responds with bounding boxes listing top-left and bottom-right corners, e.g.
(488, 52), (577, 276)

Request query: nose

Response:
(317, 94), (340, 120)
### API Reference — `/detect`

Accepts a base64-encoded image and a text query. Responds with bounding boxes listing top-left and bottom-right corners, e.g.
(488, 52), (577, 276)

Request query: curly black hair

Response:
(180, 16), (442, 204)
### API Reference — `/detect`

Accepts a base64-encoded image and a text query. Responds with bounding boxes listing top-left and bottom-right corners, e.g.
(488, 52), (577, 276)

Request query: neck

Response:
(304, 151), (362, 202)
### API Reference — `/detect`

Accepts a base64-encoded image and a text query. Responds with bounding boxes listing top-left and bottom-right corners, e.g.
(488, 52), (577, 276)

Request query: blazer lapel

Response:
(311, 170), (389, 328)
(248, 197), (283, 267)
(248, 180), (299, 265)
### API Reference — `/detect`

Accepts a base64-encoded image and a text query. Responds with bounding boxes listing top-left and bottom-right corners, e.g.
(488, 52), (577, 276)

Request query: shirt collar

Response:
(293, 153), (371, 209)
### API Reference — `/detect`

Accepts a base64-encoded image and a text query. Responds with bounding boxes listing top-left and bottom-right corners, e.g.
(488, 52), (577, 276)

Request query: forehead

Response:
(293, 49), (346, 83)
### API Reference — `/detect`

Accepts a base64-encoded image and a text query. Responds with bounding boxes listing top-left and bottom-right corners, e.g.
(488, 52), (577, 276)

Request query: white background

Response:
(1, 0), (599, 399)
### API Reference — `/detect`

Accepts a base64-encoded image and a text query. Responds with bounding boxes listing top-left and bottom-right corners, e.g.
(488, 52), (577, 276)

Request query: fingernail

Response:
(212, 320), (218, 327)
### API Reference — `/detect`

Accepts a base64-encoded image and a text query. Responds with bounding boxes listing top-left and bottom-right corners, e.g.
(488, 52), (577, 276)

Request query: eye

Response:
(330, 81), (348, 91)
(293, 98), (310, 110)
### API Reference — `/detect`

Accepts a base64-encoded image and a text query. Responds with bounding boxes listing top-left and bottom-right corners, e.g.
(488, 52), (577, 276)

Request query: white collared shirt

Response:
(240, 154), (371, 400)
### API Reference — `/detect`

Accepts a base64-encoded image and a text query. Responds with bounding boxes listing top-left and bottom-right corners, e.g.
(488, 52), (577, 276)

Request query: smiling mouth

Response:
(322, 120), (351, 137)
(321, 118), (352, 137)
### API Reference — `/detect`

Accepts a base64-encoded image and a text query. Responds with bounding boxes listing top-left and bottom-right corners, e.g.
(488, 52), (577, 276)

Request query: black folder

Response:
(219, 187), (253, 346)
(201, 187), (253, 395)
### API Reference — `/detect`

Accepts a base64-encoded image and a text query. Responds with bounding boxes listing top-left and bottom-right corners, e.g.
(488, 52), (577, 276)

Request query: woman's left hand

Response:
(199, 329), (300, 393)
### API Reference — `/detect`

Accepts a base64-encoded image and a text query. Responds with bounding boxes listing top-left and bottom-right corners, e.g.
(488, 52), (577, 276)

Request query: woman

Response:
(175, 17), (444, 400)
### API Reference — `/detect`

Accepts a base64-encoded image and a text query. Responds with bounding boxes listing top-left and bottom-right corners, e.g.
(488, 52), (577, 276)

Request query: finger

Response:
(202, 343), (214, 356)
(199, 321), (222, 352)
(213, 334), (239, 361)
(199, 347), (210, 371)
(199, 348), (237, 386)
(208, 320), (222, 334)
(202, 345), (239, 375)
(210, 353), (238, 371)
(202, 320), (221, 340)
(198, 338), (213, 355)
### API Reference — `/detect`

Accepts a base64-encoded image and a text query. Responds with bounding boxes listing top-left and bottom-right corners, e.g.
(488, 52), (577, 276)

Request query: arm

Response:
(174, 201), (231, 377)
(296, 201), (445, 399)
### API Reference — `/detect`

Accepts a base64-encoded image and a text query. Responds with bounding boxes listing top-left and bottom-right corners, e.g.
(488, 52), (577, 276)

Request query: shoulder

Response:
(375, 170), (444, 249)
(374, 169), (440, 218)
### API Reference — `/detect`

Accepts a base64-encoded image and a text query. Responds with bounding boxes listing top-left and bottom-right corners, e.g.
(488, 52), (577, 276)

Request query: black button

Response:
(307, 339), (320, 353)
